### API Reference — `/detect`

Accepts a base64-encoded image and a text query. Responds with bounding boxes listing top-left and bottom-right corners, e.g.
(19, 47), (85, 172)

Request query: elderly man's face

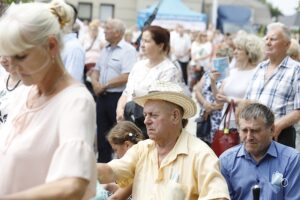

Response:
(104, 22), (119, 44)
(239, 117), (274, 161)
(143, 100), (174, 141)
(264, 28), (290, 59)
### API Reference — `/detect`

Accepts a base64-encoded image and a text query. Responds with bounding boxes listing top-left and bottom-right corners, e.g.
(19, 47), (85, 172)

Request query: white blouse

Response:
(123, 58), (183, 101)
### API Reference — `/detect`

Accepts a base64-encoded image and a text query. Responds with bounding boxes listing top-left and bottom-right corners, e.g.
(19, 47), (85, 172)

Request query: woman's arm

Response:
(210, 70), (221, 100)
(0, 178), (88, 200)
(116, 94), (128, 122)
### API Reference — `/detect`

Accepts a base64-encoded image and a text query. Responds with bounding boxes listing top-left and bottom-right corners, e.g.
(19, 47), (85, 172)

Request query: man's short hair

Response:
(267, 22), (291, 41)
(238, 103), (274, 128)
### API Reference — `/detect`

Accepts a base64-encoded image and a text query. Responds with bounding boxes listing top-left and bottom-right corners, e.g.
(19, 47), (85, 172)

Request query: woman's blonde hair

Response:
(233, 34), (264, 65)
(107, 121), (144, 145)
(0, 1), (72, 56)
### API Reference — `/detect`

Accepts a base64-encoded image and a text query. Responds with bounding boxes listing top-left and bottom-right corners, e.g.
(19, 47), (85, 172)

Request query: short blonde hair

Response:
(234, 34), (264, 65)
(0, 1), (71, 56)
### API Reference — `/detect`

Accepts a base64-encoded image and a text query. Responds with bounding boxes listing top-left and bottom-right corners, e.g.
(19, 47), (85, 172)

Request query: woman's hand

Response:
(116, 108), (124, 122)
(216, 93), (230, 103)
(203, 101), (214, 115)
(209, 70), (221, 83)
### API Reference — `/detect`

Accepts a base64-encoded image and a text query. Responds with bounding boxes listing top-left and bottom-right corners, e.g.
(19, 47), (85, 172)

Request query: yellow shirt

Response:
(108, 130), (230, 200)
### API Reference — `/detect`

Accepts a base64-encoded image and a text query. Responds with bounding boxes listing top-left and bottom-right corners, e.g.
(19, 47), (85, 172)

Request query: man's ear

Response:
(171, 109), (181, 123)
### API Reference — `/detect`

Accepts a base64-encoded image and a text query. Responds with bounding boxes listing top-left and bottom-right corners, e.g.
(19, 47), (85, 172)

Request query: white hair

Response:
(267, 22), (291, 41)
(0, 1), (71, 56)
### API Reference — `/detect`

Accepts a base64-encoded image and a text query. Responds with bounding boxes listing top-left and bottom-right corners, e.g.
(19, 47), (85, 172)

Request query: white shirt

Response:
(123, 58), (182, 101)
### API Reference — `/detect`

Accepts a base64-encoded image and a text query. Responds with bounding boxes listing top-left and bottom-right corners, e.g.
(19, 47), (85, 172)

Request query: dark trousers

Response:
(177, 60), (189, 85)
(278, 126), (296, 148)
(96, 92), (122, 163)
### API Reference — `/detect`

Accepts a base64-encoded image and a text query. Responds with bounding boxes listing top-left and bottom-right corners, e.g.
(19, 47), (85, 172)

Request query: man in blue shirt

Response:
(220, 103), (300, 200)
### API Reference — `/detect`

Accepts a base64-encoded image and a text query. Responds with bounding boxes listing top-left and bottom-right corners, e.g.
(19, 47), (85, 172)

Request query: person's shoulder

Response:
(119, 40), (136, 52)
(184, 132), (217, 156)
(60, 83), (95, 102)
(219, 144), (243, 161)
(274, 141), (299, 159)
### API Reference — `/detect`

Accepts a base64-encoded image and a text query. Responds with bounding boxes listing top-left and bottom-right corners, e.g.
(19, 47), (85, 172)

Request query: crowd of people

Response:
(0, 0), (300, 199)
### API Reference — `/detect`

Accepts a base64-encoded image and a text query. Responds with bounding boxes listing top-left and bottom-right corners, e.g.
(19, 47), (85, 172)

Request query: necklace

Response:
(6, 75), (21, 92)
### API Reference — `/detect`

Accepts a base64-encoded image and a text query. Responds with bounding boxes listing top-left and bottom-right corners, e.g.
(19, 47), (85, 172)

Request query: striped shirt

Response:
(245, 56), (300, 119)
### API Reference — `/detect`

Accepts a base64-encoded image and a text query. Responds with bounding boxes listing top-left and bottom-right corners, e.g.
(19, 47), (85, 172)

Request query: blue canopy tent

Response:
(217, 5), (252, 33)
(137, 0), (207, 31)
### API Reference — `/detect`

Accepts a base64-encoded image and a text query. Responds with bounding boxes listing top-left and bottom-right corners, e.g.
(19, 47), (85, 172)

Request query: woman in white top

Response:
(0, 1), (96, 199)
(211, 33), (264, 104)
(116, 26), (182, 133)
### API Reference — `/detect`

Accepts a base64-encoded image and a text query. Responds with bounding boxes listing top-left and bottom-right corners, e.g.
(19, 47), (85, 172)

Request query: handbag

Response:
(124, 101), (147, 137)
(211, 100), (240, 157)
(195, 115), (211, 144)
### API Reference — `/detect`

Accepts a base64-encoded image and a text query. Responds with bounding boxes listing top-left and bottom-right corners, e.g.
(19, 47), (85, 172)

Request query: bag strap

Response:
(225, 100), (235, 128)
(220, 102), (232, 128)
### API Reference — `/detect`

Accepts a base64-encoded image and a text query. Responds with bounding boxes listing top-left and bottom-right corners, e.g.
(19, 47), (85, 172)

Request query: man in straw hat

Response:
(97, 81), (229, 200)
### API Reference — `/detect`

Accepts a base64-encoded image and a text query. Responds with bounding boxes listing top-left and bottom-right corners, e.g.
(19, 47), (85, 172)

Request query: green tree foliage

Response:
(258, 0), (282, 19)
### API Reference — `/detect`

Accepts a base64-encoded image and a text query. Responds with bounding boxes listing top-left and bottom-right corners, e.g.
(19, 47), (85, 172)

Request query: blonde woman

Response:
(0, 1), (96, 199)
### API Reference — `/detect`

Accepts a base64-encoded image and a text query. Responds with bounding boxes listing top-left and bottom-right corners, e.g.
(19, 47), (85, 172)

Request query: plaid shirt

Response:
(245, 56), (300, 119)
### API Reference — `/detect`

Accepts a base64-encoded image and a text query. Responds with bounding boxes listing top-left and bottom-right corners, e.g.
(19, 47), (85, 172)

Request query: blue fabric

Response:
(61, 33), (85, 83)
(217, 5), (251, 33)
(220, 141), (300, 200)
(137, 0), (206, 28)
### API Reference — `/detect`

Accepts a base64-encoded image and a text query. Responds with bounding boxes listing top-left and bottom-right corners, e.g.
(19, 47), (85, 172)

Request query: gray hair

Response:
(267, 22), (291, 41)
(0, 2), (70, 56)
(107, 18), (126, 36)
(238, 103), (274, 128)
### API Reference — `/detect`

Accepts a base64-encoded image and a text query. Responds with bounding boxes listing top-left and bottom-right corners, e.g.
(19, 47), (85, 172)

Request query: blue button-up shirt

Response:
(245, 56), (300, 119)
(61, 33), (86, 83)
(220, 142), (300, 200)
(95, 40), (137, 93)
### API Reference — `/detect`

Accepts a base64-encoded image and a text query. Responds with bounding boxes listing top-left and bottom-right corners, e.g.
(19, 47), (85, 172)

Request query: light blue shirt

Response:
(95, 40), (137, 92)
(61, 33), (85, 83)
(220, 141), (300, 200)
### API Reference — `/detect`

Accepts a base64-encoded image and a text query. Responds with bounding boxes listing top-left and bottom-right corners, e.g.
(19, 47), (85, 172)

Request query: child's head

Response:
(107, 121), (144, 158)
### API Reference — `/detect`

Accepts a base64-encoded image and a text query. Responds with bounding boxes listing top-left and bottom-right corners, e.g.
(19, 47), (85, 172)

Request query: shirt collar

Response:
(237, 141), (277, 160)
(260, 56), (291, 69)
(106, 39), (126, 49)
(157, 130), (189, 168)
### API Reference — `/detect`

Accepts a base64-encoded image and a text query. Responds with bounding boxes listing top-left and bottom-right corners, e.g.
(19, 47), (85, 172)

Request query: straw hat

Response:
(133, 81), (196, 119)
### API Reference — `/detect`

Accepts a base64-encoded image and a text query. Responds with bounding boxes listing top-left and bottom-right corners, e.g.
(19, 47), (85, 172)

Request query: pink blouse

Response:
(0, 84), (97, 199)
